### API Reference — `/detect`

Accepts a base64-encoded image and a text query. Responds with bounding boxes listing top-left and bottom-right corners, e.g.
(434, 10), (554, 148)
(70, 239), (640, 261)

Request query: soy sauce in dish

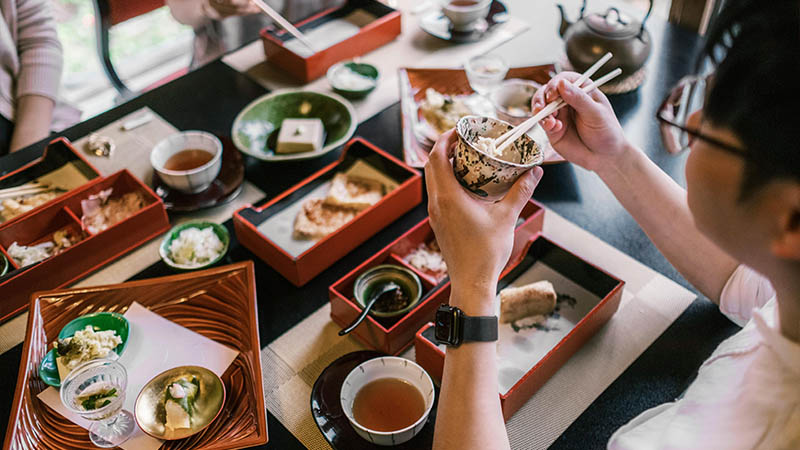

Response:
(449, 0), (481, 6)
(164, 149), (214, 171)
(353, 378), (426, 432)
(370, 282), (411, 313)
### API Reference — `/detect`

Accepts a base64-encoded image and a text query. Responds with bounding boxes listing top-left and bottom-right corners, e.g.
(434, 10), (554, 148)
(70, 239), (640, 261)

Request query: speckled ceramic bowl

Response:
(453, 115), (543, 200)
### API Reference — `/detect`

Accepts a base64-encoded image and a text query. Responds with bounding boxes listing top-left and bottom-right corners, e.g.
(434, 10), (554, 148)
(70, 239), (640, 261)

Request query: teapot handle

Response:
(640, 0), (653, 36)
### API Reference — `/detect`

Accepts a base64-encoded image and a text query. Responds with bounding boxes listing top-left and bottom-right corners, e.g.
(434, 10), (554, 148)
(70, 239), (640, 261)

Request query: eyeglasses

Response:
(656, 74), (748, 157)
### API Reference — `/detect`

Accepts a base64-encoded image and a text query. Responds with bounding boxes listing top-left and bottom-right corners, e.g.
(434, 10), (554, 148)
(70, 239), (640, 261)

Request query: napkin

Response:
(37, 302), (240, 450)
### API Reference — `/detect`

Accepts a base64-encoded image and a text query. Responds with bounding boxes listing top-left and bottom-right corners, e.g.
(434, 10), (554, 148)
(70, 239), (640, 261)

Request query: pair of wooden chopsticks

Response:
(251, 0), (317, 53)
(493, 52), (622, 154)
(0, 182), (51, 200)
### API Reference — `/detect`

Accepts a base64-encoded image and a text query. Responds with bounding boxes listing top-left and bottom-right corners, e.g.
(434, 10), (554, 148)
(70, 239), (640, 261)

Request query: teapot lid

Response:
(585, 8), (640, 38)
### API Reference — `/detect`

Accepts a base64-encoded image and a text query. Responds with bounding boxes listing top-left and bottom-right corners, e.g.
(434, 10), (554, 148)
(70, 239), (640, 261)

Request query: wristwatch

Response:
(434, 304), (498, 347)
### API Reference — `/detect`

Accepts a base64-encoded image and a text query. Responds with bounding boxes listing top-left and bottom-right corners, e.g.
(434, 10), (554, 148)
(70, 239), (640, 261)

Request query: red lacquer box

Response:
(233, 137), (422, 286)
(414, 233), (625, 420)
(0, 139), (170, 322)
(260, 0), (402, 83)
(329, 200), (545, 355)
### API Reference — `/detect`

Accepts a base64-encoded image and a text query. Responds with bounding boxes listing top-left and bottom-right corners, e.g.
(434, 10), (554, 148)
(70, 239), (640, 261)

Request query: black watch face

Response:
(435, 305), (460, 345)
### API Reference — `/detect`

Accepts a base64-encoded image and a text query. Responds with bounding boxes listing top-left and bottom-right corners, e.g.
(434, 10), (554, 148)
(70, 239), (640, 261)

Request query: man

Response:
(427, 0), (799, 448)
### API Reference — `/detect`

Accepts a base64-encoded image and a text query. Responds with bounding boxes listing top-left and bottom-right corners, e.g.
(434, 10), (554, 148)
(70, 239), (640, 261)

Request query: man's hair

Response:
(701, 0), (800, 197)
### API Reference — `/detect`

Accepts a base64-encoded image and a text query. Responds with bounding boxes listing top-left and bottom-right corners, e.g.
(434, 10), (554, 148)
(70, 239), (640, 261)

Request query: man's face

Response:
(684, 111), (777, 266)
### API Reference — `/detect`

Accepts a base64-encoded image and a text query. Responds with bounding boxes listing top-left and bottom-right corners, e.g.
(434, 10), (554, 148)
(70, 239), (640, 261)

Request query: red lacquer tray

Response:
(234, 137), (422, 286)
(4, 262), (268, 450)
(329, 200), (545, 355)
(261, 0), (401, 83)
(414, 234), (625, 420)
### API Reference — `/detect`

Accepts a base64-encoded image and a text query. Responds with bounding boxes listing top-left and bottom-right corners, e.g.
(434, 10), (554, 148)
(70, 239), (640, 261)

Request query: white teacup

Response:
(340, 357), (435, 446)
(442, 0), (492, 31)
(151, 131), (222, 194)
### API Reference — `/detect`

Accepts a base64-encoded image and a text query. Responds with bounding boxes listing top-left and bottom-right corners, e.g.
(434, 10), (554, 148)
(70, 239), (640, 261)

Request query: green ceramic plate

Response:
(38, 312), (130, 388)
(231, 89), (357, 161)
(159, 221), (230, 271)
(327, 61), (379, 99)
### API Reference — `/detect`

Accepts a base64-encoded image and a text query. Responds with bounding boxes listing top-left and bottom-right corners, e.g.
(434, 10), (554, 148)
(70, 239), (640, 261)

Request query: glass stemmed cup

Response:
(60, 359), (135, 448)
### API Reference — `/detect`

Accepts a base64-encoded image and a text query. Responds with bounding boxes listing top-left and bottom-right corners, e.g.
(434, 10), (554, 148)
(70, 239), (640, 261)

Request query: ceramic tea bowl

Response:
(453, 115), (543, 200)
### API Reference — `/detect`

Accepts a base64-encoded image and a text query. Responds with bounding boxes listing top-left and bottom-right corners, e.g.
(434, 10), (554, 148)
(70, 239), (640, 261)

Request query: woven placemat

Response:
(260, 208), (696, 450)
(558, 54), (646, 95)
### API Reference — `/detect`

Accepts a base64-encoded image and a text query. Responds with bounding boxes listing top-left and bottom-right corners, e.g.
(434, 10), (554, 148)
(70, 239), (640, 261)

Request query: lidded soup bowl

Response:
(453, 115), (543, 201)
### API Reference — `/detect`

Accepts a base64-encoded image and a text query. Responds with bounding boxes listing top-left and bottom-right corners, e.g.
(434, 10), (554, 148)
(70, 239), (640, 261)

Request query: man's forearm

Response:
(596, 145), (738, 302)
(433, 285), (510, 450)
(10, 95), (54, 152)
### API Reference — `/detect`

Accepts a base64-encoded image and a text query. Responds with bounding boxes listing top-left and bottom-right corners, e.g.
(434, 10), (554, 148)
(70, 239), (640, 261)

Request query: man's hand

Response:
(425, 130), (543, 315)
(531, 72), (631, 174)
(203, 0), (260, 19)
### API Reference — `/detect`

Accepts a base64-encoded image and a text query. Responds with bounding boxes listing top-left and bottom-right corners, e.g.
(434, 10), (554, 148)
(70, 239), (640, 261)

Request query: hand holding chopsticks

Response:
(492, 53), (621, 155)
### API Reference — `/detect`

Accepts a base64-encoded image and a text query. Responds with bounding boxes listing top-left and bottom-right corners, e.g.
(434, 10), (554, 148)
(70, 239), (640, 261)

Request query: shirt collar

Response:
(753, 302), (800, 376)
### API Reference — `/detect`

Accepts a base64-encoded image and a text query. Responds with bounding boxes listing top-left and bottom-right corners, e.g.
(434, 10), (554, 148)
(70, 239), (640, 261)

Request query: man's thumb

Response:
(502, 166), (543, 213)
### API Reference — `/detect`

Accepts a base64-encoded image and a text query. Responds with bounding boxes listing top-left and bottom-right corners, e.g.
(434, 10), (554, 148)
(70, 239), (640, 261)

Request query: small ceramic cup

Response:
(353, 264), (423, 318)
(151, 131), (222, 194)
(453, 115), (544, 201)
(340, 356), (435, 446)
(490, 78), (541, 125)
(442, 0), (492, 31)
(327, 61), (380, 99)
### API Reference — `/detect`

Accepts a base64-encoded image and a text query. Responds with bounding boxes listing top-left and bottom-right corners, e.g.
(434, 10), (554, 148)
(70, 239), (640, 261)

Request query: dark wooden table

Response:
(0, 16), (739, 450)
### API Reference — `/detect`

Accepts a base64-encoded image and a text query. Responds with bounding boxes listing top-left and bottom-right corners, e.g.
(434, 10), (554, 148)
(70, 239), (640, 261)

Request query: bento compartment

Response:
(0, 207), (84, 269)
(494, 236), (623, 397)
(0, 139), (99, 224)
(62, 171), (159, 236)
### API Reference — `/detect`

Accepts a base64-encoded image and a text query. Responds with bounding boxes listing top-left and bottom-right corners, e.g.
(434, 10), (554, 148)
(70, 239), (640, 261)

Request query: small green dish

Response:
(327, 61), (380, 99)
(353, 264), (423, 318)
(231, 89), (356, 162)
(159, 221), (230, 271)
(38, 312), (130, 388)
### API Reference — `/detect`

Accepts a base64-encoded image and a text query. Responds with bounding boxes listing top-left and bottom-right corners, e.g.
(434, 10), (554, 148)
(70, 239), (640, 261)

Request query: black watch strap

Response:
(461, 315), (498, 342)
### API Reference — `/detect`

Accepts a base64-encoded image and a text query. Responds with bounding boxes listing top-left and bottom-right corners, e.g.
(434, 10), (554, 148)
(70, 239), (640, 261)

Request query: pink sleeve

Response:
(718, 265), (776, 327)
(14, 0), (63, 102)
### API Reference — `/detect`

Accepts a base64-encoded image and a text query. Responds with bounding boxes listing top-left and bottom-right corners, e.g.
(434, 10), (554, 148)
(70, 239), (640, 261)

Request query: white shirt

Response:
(608, 265), (800, 450)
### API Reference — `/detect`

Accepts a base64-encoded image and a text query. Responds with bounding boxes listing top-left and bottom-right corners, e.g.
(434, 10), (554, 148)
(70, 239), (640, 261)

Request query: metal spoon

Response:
(338, 282), (401, 336)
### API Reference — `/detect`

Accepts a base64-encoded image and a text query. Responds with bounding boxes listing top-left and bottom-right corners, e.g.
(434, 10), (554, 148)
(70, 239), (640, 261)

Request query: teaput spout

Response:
(557, 4), (572, 37)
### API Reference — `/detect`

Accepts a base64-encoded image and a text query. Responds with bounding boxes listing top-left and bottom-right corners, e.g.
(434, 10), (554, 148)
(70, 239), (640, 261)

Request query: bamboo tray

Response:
(3, 262), (268, 450)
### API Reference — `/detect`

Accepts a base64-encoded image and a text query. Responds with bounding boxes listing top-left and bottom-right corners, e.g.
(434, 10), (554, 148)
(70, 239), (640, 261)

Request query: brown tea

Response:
(352, 378), (426, 432)
(449, 0), (480, 6)
(164, 149), (214, 171)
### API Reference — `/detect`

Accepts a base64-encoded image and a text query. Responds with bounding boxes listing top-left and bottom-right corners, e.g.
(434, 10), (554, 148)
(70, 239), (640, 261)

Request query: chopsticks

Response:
(251, 0), (317, 54)
(0, 182), (51, 200)
(493, 52), (621, 154)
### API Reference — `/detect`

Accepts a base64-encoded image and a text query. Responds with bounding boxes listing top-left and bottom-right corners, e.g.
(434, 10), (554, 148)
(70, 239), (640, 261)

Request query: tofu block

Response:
(276, 118), (324, 154)
(165, 400), (191, 429)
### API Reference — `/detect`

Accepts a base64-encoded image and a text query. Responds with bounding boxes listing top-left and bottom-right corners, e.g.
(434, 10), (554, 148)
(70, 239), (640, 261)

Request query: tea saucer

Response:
(420, 0), (508, 43)
(152, 137), (244, 212)
(311, 351), (438, 449)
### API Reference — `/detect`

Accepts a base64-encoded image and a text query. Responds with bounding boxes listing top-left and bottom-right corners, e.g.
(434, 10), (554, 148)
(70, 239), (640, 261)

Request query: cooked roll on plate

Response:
(499, 280), (557, 323)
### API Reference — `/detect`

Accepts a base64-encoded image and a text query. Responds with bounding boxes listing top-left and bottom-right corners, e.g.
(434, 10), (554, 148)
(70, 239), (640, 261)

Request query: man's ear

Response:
(771, 185), (800, 261)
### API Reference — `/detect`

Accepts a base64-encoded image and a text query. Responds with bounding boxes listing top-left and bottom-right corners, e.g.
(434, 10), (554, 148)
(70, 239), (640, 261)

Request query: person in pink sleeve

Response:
(427, 0), (799, 448)
(0, 0), (63, 154)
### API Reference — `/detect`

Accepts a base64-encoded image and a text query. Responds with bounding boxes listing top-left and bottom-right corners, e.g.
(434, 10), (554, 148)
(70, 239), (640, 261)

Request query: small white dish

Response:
(340, 357), (435, 446)
(442, 0), (492, 31)
(150, 131), (222, 194)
